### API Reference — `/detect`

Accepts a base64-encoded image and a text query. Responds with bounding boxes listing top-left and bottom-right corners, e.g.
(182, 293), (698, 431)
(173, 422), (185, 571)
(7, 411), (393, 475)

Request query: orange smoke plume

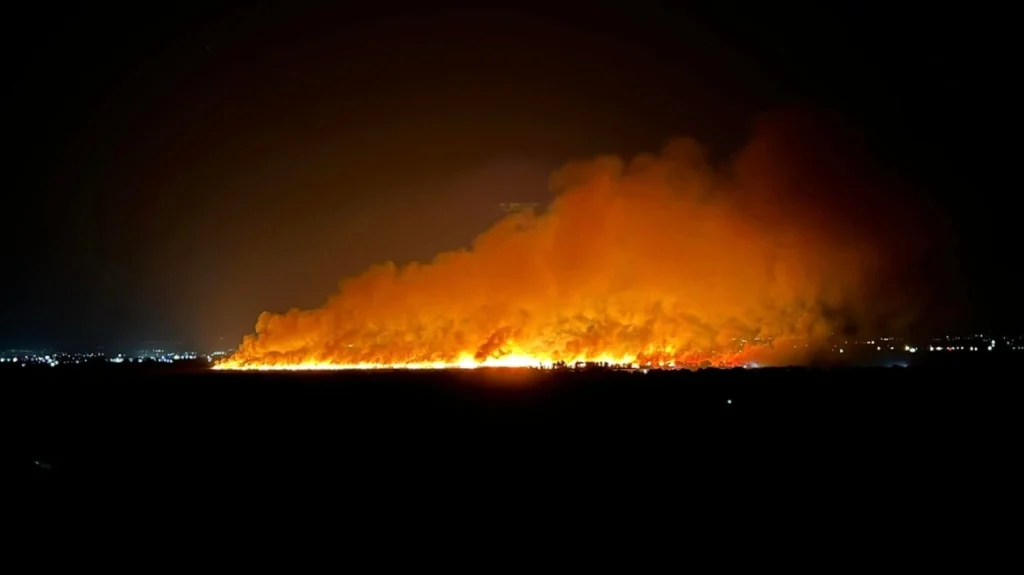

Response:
(216, 113), (934, 370)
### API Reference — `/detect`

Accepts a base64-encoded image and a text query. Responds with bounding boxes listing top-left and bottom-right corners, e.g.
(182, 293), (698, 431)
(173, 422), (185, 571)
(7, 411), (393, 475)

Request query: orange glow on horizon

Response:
(212, 349), (753, 371)
(216, 120), (930, 374)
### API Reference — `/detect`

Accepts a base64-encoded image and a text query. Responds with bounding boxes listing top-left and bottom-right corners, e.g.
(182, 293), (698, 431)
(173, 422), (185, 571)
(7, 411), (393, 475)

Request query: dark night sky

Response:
(4, 1), (1019, 351)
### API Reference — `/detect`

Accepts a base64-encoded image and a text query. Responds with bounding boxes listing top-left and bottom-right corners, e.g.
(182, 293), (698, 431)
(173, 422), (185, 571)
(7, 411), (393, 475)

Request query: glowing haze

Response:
(216, 114), (933, 371)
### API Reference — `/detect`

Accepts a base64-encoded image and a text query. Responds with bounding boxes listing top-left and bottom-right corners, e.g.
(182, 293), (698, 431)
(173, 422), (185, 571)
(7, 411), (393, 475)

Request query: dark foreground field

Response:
(12, 359), (1019, 517)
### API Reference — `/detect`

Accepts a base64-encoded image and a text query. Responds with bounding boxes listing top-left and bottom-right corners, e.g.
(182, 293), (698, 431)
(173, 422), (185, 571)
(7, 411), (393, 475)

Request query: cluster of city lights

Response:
(926, 339), (1005, 352)
(0, 349), (214, 367)
(0, 351), (107, 367)
(830, 335), (1024, 354)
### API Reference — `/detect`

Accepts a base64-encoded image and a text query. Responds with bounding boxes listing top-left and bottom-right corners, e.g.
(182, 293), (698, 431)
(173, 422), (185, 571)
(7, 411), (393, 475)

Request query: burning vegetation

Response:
(216, 114), (934, 371)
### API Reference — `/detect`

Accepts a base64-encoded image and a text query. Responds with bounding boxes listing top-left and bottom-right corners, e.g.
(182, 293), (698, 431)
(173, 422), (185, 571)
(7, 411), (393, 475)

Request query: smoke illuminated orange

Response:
(217, 120), (928, 371)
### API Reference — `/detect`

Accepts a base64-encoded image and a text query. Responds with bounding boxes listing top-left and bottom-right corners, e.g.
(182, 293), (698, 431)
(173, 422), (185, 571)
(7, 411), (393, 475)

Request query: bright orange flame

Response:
(218, 119), (929, 372)
(213, 349), (751, 371)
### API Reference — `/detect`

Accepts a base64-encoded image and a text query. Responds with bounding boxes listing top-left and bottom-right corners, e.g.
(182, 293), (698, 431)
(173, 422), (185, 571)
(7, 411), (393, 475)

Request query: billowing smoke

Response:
(219, 112), (937, 369)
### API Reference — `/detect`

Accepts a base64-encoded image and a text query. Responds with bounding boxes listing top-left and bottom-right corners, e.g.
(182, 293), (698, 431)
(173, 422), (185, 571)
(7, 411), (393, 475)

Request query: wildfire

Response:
(213, 350), (751, 371)
(214, 352), (548, 371)
(216, 118), (927, 373)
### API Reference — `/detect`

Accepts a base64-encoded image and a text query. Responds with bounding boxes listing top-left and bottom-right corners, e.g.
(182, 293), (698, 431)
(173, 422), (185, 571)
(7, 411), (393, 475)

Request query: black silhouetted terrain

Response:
(14, 356), (1017, 516)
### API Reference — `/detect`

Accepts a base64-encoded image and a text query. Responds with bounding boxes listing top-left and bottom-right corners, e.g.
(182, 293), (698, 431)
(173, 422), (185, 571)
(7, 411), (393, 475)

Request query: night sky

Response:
(5, 1), (1018, 351)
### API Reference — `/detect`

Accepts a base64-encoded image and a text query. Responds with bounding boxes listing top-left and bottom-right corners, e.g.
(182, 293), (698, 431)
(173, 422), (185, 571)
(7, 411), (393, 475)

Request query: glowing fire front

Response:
(213, 347), (755, 371)
(216, 122), (930, 372)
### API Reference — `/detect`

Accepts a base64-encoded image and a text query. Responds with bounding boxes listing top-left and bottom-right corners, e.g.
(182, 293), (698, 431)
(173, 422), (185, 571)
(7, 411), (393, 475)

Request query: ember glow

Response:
(213, 351), (751, 371)
(217, 117), (930, 371)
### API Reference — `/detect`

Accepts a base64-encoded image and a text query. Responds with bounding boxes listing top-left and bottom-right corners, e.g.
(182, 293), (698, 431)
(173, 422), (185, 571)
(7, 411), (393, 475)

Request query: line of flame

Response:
(212, 353), (635, 371)
(210, 351), (752, 371)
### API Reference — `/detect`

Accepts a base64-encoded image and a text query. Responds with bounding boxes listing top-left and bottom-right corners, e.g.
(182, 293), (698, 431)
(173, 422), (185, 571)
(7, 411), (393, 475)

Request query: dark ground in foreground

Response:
(12, 357), (1019, 518)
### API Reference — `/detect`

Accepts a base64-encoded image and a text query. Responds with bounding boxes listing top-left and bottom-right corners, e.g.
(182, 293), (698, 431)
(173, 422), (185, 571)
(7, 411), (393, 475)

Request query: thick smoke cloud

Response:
(220, 112), (936, 369)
